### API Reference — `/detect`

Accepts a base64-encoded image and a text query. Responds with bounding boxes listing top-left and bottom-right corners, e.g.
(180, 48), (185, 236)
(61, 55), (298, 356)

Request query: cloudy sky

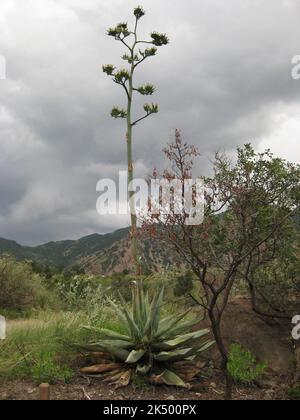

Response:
(0, 0), (299, 245)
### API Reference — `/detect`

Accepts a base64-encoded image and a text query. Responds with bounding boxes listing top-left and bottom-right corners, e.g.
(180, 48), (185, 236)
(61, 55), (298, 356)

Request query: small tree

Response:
(103, 6), (169, 273)
(142, 131), (300, 399)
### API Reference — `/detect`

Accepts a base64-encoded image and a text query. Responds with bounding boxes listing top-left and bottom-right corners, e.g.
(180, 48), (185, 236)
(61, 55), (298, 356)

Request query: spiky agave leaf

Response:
(107, 297), (133, 334)
(82, 326), (131, 342)
(152, 329), (210, 351)
(125, 349), (146, 364)
(79, 343), (130, 362)
(143, 287), (164, 339)
(158, 318), (200, 340)
(155, 309), (192, 339)
(118, 292), (141, 341)
(150, 370), (187, 388)
(83, 339), (133, 350)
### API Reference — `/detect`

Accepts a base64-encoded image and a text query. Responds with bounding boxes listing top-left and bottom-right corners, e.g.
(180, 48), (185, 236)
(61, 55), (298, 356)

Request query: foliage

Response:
(227, 344), (266, 384)
(29, 353), (73, 385)
(287, 386), (300, 400)
(0, 256), (59, 314)
(142, 132), (300, 399)
(0, 312), (90, 383)
(247, 228), (300, 317)
(48, 273), (104, 311)
(81, 282), (214, 388)
(174, 271), (194, 297)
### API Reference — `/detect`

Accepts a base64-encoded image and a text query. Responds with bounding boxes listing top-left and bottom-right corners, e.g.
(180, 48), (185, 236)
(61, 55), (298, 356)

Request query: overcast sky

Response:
(0, 0), (299, 245)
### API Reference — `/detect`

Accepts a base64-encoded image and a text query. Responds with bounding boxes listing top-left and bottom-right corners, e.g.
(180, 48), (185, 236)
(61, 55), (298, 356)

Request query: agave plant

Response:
(79, 282), (214, 388)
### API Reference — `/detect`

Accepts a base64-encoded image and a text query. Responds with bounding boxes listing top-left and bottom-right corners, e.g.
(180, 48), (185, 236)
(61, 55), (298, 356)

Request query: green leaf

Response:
(143, 287), (164, 338)
(160, 318), (199, 339)
(90, 339), (133, 349)
(196, 340), (215, 354)
(82, 326), (131, 342)
(107, 298), (128, 330)
(100, 346), (130, 362)
(153, 329), (210, 350)
(77, 344), (130, 361)
(125, 349), (146, 364)
(156, 309), (191, 338)
(180, 340), (215, 359)
(154, 348), (192, 362)
(158, 370), (187, 387)
(118, 292), (142, 341)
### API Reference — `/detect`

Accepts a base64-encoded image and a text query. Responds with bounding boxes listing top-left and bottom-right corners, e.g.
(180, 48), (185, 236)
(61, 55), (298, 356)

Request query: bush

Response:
(227, 344), (266, 384)
(287, 387), (300, 400)
(0, 255), (59, 314)
(29, 352), (74, 385)
(46, 273), (105, 311)
(174, 271), (194, 297)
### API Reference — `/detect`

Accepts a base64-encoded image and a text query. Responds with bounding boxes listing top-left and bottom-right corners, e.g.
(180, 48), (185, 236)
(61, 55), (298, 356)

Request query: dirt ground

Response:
(0, 375), (291, 400)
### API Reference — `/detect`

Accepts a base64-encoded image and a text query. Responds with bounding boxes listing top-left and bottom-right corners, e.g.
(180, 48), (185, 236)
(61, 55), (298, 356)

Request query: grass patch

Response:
(0, 307), (123, 384)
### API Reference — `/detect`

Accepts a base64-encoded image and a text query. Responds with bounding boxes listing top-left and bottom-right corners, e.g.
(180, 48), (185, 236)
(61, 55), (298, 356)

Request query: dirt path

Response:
(0, 377), (288, 400)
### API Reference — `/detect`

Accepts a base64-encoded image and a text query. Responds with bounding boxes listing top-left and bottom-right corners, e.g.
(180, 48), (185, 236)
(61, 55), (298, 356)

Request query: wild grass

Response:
(0, 305), (123, 384)
(0, 270), (198, 385)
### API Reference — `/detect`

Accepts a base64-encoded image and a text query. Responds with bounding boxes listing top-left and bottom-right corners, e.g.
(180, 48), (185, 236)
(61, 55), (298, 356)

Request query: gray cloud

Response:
(0, 0), (300, 244)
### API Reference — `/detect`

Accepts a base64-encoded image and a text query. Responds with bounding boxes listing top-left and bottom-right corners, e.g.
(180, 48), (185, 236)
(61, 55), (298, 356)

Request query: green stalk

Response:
(126, 17), (139, 275)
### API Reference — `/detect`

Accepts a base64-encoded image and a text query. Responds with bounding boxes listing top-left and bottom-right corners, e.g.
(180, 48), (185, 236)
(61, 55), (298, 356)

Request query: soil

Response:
(0, 375), (291, 401)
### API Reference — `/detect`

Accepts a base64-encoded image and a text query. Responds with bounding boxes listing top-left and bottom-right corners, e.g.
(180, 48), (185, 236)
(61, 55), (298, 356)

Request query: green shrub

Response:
(228, 344), (266, 384)
(287, 387), (300, 400)
(48, 273), (104, 311)
(0, 255), (60, 314)
(174, 271), (194, 297)
(29, 353), (73, 385)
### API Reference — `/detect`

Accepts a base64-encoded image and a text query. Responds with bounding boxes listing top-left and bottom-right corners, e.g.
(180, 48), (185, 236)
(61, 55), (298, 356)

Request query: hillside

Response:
(0, 228), (178, 275)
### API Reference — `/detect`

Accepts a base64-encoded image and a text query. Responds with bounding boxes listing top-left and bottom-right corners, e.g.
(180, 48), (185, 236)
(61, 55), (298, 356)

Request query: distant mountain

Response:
(0, 228), (179, 275)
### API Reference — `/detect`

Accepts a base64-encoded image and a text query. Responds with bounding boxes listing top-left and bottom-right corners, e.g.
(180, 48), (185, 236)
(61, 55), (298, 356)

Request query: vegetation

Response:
(80, 282), (214, 388)
(227, 344), (266, 385)
(287, 386), (300, 400)
(0, 313), (87, 384)
(0, 256), (59, 316)
(174, 271), (194, 298)
(103, 7), (169, 273)
(143, 131), (300, 399)
(0, 140), (298, 400)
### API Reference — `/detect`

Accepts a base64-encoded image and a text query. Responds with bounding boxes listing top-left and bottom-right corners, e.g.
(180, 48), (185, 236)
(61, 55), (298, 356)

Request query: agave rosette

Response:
(80, 282), (214, 388)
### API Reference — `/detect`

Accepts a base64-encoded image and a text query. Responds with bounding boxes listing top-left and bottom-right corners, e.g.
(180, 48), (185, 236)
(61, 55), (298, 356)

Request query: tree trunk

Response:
(210, 313), (233, 400)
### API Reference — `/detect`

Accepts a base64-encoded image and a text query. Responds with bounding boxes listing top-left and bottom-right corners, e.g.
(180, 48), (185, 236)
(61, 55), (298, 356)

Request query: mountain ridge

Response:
(0, 227), (177, 275)
(0, 228), (130, 270)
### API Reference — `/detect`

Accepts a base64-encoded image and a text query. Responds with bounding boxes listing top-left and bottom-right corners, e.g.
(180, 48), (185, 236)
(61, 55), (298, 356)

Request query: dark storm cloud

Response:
(0, 0), (300, 244)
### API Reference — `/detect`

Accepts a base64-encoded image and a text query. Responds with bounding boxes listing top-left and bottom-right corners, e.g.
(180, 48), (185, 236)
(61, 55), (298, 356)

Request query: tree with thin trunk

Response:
(103, 6), (169, 273)
(142, 131), (300, 399)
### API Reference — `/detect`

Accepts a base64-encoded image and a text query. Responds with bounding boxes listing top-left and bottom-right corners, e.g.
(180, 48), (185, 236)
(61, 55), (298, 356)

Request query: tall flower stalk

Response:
(103, 6), (169, 274)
